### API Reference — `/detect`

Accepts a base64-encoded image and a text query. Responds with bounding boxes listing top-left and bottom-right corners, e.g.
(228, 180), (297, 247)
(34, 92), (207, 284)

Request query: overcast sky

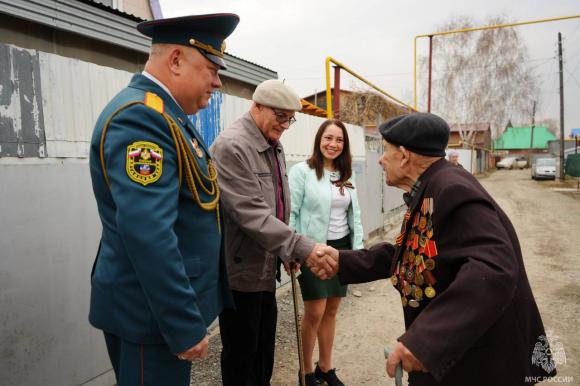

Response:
(160, 0), (580, 135)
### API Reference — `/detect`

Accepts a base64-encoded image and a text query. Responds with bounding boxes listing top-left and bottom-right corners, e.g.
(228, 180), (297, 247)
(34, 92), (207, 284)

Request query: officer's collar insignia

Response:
(126, 141), (163, 185)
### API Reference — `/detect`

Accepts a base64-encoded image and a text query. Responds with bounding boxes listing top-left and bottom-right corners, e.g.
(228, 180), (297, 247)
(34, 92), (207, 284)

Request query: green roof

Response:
(493, 126), (557, 150)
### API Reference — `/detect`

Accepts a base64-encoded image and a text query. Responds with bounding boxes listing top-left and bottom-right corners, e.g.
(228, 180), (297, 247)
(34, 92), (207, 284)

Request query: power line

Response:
(564, 67), (580, 89)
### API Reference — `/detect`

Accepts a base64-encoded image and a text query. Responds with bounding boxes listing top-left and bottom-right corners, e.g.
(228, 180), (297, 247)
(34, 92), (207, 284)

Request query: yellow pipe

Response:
(413, 36), (418, 112)
(325, 56), (415, 119)
(413, 13), (580, 109)
(325, 57), (333, 118)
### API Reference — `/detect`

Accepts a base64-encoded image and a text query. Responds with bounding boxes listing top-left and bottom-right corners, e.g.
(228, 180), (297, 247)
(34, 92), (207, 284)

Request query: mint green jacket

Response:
(288, 161), (364, 249)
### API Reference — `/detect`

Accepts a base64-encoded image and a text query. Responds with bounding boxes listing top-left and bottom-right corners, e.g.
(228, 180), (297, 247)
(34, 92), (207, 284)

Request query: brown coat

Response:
(338, 159), (555, 385)
(211, 112), (315, 292)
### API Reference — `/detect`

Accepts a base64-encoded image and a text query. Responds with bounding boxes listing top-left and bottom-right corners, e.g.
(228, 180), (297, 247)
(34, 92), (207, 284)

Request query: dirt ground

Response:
(192, 169), (580, 386)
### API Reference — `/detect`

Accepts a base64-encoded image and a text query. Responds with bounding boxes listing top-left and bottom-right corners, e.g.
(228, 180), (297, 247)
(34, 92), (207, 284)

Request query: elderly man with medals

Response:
(315, 113), (556, 386)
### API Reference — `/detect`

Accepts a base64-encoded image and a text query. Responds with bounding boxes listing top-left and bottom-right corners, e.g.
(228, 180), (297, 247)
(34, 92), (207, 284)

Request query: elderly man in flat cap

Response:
(88, 14), (240, 386)
(316, 113), (555, 385)
(211, 79), (335, 386)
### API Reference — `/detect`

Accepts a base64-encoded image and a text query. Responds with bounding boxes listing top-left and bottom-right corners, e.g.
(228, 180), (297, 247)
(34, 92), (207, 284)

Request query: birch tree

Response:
(419, 15), (540, 137)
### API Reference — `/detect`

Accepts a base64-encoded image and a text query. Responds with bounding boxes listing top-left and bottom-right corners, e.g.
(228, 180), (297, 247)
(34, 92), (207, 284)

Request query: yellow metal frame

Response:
(325, 56), (415, 119)
(413, 14), (580, 109)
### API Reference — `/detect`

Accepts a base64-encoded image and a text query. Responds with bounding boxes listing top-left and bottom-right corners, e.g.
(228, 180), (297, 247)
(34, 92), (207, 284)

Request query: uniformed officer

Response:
(88, 14), (239, 386)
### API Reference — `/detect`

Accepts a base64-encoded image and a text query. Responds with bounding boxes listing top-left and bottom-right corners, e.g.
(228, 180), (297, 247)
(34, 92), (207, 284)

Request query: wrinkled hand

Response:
(305, 244), (338, 279)
(283, 261), (301, 274)
(386, 342), (427, 377)
(177, 335), (209, 361)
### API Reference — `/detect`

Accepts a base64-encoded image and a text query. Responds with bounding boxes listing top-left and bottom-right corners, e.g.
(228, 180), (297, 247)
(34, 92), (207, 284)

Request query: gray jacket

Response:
(210, 112), (315, 292)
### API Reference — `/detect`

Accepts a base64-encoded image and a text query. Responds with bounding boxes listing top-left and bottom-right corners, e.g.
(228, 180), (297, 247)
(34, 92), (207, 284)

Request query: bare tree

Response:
(418, 15), (540, 138)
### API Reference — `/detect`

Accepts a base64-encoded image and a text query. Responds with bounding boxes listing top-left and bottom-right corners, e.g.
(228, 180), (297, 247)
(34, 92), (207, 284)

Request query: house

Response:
(302, 88), (409, 129)
(447, 123), (492, 172)
(493, 126), (557, 157)
(448, 123), (492, 149)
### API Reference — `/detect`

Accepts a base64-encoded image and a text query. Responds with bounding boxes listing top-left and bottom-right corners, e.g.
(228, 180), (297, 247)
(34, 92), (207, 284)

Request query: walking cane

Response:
(290, 262), (306, 386)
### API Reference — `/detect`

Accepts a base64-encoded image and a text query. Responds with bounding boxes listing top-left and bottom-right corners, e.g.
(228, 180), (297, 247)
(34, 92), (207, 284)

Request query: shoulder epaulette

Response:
(144, 91), (164, 114)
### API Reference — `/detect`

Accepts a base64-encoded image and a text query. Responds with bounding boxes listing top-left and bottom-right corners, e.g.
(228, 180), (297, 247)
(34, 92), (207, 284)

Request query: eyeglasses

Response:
(270, 107), (297, 126)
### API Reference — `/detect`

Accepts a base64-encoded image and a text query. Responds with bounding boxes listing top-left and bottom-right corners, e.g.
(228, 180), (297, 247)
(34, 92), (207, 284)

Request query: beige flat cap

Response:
(252, 79), (302, 111)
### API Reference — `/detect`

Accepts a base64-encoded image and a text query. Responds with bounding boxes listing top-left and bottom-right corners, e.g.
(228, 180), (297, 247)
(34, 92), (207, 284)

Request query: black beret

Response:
(137, 14), (239, 69)
(378, 113), (450, 157)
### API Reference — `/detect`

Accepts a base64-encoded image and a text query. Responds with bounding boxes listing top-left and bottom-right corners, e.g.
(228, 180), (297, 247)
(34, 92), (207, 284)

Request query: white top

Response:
(327, 170), (351, 240)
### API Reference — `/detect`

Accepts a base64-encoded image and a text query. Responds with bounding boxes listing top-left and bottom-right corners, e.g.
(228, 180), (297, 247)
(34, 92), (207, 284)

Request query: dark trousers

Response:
(219, 290), (278, 386)
(104, 332), (191, 386)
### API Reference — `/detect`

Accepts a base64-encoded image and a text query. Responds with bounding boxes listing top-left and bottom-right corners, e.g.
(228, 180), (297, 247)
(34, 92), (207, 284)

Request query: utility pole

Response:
(558, 32), (565, 180)
(529, 101), (536, 166)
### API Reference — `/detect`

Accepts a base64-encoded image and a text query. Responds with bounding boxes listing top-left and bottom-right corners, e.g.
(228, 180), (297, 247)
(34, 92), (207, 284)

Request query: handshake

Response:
(305, 243), (339, 280)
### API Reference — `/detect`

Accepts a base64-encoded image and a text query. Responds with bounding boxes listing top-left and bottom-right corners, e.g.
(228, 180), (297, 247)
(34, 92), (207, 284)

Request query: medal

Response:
(409, 299), (420, 308)
(415, 272), (425, 286)
(425, 258), (436, 270)
(406, 268), (414, 282)
(401, 296), (408, 307)
(419, 216), (427, 230)
(425, 285), (436, 298)
(390, 275), (398, 286)
(414, 286), (423, 300)
(191, 138), (204, 158)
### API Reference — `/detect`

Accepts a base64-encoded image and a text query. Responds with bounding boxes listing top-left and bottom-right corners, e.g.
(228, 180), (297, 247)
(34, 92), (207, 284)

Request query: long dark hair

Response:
(306, 119), (352, 184)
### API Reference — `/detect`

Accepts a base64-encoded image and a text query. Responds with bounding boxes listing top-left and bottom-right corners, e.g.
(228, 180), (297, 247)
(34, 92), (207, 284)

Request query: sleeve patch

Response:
(126, 141), (163, 186)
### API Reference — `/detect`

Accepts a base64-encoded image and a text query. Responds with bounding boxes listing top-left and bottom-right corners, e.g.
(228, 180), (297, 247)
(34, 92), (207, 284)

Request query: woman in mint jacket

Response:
(289, 119), (363, 386)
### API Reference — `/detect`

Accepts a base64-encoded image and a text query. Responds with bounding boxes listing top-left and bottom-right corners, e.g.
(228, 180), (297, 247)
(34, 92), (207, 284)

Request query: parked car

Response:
(497, 157), (517, 169)
(531, 158), (556, 180)
(514, 156), (528, 169)
(497, 156), (527, 169)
